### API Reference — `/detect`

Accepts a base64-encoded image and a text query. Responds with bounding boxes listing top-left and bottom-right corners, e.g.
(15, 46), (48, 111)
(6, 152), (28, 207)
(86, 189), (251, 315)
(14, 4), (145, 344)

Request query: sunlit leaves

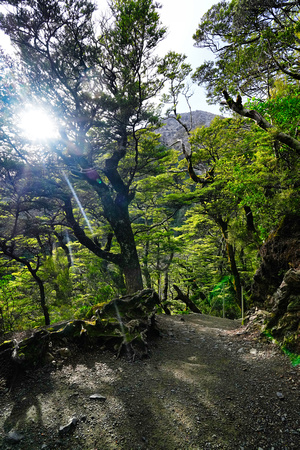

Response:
(193, 0), (300, 102)
(246, 96), (300, 135)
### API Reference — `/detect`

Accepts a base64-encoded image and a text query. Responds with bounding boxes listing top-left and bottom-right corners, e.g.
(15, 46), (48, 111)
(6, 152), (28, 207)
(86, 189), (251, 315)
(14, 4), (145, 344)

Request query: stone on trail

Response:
(59, 417), (79, 435)
(89, 393), (107, 401)
(6, 430), (24, 442)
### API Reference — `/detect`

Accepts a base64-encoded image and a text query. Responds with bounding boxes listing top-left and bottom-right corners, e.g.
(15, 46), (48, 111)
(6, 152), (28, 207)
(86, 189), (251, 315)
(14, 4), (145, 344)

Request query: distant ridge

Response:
(158, 110), (218, 149)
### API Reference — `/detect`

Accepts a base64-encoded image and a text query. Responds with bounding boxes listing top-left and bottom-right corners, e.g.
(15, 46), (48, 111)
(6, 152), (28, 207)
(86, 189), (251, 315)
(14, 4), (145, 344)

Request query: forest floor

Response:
(0, 313), (299, 450)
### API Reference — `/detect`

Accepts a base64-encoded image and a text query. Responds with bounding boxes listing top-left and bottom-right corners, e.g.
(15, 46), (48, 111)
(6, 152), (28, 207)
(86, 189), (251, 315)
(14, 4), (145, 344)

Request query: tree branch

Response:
(63, 196), (123, 266)
(223, 91), (300, 154)
(173, 284), (202, 314)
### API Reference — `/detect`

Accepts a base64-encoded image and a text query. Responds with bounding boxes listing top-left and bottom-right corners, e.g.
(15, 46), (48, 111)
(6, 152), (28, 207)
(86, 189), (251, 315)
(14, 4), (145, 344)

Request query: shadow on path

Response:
(0, 314), (299, 449)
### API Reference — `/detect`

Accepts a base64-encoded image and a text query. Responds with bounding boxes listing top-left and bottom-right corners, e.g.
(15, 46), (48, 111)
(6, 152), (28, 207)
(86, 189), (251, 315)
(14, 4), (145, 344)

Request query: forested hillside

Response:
(0, 0), (299, 359)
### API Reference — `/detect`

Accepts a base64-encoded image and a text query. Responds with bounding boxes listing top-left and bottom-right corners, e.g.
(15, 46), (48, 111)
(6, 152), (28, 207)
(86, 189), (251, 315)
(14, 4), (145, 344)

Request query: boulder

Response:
(251, 214), (300, 306)
(264, 269), (300, 353)
(249, 215), (300, 355)
(0, 289), (160, 384)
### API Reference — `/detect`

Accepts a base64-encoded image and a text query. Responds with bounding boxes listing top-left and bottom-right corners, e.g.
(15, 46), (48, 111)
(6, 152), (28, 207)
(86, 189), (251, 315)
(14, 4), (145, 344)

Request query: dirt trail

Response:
(0, 313), (299, 449)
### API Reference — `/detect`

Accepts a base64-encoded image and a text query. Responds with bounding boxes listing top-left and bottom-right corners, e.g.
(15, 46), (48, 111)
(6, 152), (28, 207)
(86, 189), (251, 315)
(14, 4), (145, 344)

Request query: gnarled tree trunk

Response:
(173, 285), (202, 314)
(214, 216), (242, 308)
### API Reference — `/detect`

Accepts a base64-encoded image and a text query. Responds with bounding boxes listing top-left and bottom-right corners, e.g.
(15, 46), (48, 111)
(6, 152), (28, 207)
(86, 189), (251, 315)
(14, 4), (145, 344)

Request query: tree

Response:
(192, 0), (300, 168)
(158, 51), (193, 127)
(193, 0), (300, 103)
(174, 115), (288, 307)
(129, 131), (184, 302)
(0, 0), (168, 294)
(0, 150), (60, 325)
(222, 91), (300, 155)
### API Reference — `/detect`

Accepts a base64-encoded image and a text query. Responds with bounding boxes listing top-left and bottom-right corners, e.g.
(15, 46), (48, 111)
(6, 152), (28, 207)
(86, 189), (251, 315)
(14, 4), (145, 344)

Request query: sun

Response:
(19, 107), (58, 141)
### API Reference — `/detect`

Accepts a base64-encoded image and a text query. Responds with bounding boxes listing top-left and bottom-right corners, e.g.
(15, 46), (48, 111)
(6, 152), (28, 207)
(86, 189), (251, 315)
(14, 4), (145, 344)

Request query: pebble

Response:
(89, 393), (107, 401)
(59, 417), (79, 435)
(58, 347), (71, 357)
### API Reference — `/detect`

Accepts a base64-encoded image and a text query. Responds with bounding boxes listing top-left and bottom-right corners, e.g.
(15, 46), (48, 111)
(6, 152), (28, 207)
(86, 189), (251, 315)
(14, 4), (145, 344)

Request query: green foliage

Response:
(189, 115), (300, 238)
(207, 276), (240, 319)
(0, 269), (45, 332)
(246, 96), (300, 135)
(193, 0), (300, 102)
(158, 52), (193, 114)
(263, 331), (300, 367)
(0, 275), (15, 332)
(0, 0), (173, 296)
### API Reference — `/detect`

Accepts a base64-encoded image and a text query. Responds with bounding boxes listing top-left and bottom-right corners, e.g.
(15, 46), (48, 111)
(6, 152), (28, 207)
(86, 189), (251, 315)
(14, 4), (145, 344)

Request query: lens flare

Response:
(62, 171), (94, 235)
(19, 107), (58, 141)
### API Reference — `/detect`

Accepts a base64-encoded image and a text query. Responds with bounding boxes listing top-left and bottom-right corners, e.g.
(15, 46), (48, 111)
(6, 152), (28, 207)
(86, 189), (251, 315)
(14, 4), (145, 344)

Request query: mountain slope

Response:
(158, 110), (218, 149)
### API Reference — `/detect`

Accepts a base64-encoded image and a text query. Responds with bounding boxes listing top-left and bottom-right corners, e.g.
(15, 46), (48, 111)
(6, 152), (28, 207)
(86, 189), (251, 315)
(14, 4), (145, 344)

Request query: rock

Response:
(0, 289), (160, 383)
(157, 110), (216, 151)
(0, 340), (15, 380)
(287, 295), (300, 312)
(276, 392), (285, 400)
(251, 214), (300, 305)
(265, 269), (300, 353)
(59, 417), (79, 435)
(44, 352), (55, 364)
(58, 347), (71, 357)
(12, 330), (49, 368)
(89, 394), (106, 401)
(250, 348), (257, 355)
(244, 308), (271, 327)
(249, 215), (300, 353)
(6, 430), (24, 442)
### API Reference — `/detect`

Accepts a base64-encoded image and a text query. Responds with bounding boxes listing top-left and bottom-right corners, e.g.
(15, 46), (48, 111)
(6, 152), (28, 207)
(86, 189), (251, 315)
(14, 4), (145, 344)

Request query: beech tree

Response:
(0, 0), (167, 294)
(192, 0), (300, 156)
(0, 169), (53, 325)
(193, 0), (300, 102)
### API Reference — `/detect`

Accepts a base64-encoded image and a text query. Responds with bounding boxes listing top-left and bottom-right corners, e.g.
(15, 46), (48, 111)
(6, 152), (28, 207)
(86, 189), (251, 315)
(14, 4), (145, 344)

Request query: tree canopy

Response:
(0, 0), (169, 296)
(193, 0), (300, 102)
(0, 0), (299, 333)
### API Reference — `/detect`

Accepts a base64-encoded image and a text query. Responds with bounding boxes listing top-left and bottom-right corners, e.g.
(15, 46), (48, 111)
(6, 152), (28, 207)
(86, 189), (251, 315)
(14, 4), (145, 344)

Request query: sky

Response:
(0, 0), (221, 114)
(95, 0), (221, 114)
(156, 0), (220, 114)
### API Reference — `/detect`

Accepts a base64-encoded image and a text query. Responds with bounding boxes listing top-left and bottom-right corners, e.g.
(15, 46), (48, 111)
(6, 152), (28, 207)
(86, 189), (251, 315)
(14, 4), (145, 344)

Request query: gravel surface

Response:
(0, 313), (299, 449)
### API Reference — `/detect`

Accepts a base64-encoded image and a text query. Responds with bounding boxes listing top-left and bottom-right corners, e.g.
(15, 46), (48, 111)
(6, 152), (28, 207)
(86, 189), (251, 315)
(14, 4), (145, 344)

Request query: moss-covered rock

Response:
(287, 296), (300, 312)
(13, 330), (49, 367)
(99, 288), (158, 320)
(0, 289), (160, 383)
(264, 269), (300, 354)
(249, 214), (300, 356)
(251, 214), (300, 306)
(0, 340), (15, 380)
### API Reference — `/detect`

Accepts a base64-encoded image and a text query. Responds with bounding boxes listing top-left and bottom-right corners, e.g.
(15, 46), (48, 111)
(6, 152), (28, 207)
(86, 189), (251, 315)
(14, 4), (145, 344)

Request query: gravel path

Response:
(0, 313), (299, 449)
